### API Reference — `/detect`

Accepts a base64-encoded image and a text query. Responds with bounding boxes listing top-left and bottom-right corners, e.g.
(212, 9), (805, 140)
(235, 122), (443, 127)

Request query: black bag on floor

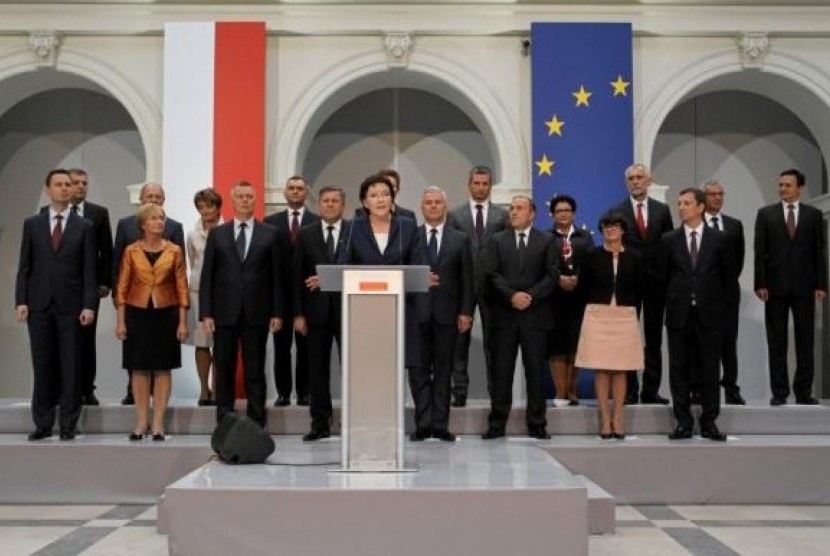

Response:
(211, 413), (275, 464)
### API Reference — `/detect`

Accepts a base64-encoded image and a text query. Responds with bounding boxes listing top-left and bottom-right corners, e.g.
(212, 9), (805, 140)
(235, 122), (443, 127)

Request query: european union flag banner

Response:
(531, 22), (633, 236)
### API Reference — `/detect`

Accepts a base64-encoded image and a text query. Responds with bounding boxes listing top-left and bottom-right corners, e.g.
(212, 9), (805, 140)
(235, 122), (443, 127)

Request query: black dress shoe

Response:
(796, 397), (820, 405)
(689, 391), (702, 405)
(568, 399), (579, 407)
(303, 429), (331, 442)
(641, 393), (670, 405)
(482, 428), (505, 440)
(613, 432), (626, 440)
(28, 429), (52, 441)
(624, 394), (639, 405)
(528, 426), (550, 440)
(668, 426), (693, 440)
(409, 428), (431, 441)
(433, 430), (456, 442)
(121, 393), (135, 406)
(770, 397), (787, 406)
(59, 431), (76, 441)
(599, 432), (614, 440)
(700, 425), (727, 441)
(297, 396), (310, 406)
(274, 396), (290, 407)
(451, 396), (466, 408)
(83, 394), (100, 406)
(152, 433), (166, 442)
(197, 398), (216, 407)
(725, 393), (746, 405)
(128, 433), (144, 441)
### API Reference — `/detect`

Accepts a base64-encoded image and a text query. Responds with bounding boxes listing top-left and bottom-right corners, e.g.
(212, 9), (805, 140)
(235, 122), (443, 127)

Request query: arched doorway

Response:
(0, 71), (146, 398)
(303, 86), (495, 216)
(651, 77), (828, 402)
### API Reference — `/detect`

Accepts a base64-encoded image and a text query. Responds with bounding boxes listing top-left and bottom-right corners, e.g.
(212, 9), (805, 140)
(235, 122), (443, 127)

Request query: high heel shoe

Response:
(152, 432), (166, 441)
(128, 432), (144, 441)
(600, 432), (614, 440)
(612, 417), (626, 440)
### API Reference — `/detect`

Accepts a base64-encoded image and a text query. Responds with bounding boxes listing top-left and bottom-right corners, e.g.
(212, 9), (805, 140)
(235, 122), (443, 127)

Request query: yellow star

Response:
(535, 154), (555, 176)
(611, 75), (630, 97)
(573, 85), (592, 107)
(544, 115), (565, 137)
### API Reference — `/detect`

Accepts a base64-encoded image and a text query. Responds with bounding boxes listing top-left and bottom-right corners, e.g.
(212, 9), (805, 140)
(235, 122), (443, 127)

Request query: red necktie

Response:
(636, 202), (647, 239)
(787, 204), (796, 239)
(51, 214), (63, 250)
(290, 211), (300, 243)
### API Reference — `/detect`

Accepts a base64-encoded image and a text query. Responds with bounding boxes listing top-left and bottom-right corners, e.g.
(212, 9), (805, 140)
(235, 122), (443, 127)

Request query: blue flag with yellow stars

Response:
(531, 22), (633, 237)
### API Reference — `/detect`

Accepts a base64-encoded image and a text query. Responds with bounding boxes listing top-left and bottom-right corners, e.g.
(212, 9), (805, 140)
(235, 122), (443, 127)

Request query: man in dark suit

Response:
(352, 168), (416, 220)
(447, 165), (509, 407)
(754, 168), (827, 406)
(612, 163), (673, 404)
(264, 175), (319, 407)
(482, 196), (558, 440)
(112, 182), (185, 405)
(16, 169), (97, 441)
(410, 186), (474, 442)
(661, 188), (733, 442)
(68, 169), (113, 405)
(293, 186), (350, 441)
(703, 180), (746, 405)
(201, 180), (284, 428)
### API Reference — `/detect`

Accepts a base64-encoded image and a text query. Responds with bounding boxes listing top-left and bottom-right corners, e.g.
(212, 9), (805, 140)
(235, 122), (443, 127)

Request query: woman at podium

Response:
(337, 173), (429, 369)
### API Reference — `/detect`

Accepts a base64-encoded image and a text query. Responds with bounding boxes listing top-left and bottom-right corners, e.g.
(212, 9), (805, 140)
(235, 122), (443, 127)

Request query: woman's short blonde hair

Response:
(136, 203), (166, 237)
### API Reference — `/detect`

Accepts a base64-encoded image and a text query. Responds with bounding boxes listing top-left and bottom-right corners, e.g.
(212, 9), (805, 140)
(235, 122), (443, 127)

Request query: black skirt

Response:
(122, 304), (181, 371)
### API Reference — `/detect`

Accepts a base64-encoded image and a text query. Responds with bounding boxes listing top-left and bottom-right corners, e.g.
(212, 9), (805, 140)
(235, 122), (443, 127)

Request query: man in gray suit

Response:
(447, 165), (508, 406)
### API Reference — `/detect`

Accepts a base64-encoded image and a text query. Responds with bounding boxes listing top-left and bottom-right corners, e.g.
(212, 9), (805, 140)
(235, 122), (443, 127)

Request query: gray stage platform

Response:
(162, 438), (590, 556)
(1, 397), (827, 435)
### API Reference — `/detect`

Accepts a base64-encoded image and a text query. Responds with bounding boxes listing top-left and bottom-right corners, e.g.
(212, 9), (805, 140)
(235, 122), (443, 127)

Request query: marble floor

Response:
(3, 503), (830, 555)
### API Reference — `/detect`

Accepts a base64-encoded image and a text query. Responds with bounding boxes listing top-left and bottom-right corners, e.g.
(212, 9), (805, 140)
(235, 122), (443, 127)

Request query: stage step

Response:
(1, 398), (828, 436)
(575, 474), (616, 534)
(546, 434), (830, 505)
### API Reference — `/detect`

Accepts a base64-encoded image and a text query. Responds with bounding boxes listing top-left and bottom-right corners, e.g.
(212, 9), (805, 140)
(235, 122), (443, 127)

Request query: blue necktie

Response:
(428, 228), (439, 267)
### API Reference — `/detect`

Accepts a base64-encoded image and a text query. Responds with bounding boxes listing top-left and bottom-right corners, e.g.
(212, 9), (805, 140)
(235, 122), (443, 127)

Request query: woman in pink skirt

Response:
(576, 211), (645, 439)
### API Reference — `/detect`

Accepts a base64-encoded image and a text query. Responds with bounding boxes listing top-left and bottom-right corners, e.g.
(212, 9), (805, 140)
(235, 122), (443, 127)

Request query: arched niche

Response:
(271, 49), (526, 200)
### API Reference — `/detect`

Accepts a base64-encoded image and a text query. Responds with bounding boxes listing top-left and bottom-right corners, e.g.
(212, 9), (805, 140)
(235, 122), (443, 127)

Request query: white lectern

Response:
(318, 265), (430, 472)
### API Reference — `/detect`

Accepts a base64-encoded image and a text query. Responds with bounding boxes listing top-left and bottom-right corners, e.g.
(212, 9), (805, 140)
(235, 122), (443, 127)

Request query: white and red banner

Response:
(163, 21), (266, 223)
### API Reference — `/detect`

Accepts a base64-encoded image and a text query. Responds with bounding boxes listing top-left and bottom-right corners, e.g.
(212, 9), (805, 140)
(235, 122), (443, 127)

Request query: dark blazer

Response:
(417, 225), (474, 325)
(580, 248), (645, 308)
(660, 225), (735, 329)
(265, 208), (319, 314)
(16, 211), (97, 313)
(754, 202), (827, 297)
(293, 220), (352, 326)
(448, 201), (509, 299)
(113, 213), (184, 287)
(41, 201), (113, 290)
(337, 215), (427, 266)
(613, 196), (674, 278)
(485, 228), (559, 329)
(707, 212), (744, 301)
(199, 220), (284, 327)
(264, 207), (320, 237)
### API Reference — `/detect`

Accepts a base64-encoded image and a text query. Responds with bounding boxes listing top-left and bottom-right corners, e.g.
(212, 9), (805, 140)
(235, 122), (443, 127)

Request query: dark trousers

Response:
(80, 314), (97, 397)
(410, 320), (457, 433)
(307, 322), (340, 432)
(488, 325), (548, 432)
(214, 318), (269, 427)
(667, 307), (721, 429)
(720, 300), (740, 395)
(272, 327), (309, 400)
(28, 305), (83, 432)
(452, 300), (493, 399)
(629, 292), (665, 399)
(765, 295), (816, 400)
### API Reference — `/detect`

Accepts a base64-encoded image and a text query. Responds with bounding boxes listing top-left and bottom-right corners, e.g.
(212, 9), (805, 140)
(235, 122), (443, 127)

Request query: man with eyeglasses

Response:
(612, 163), (673, 405)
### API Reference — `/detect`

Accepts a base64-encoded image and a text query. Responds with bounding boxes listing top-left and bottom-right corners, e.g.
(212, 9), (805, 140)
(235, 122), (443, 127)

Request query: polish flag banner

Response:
(163, 21), (266, 219)
(163, 22), (266, 398)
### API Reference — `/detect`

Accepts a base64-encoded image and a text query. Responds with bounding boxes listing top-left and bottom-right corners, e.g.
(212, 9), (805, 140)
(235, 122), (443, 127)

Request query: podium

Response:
(318, 265), (430, 472)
